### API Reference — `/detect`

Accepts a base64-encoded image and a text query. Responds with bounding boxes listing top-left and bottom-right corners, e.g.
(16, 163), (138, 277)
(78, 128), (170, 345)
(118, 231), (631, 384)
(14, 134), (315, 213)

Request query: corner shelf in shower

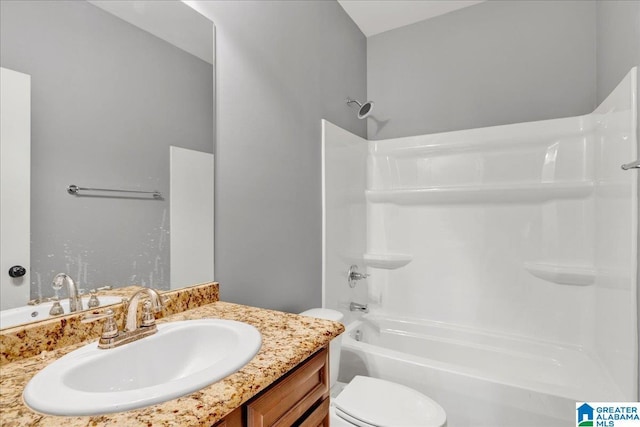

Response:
(523, 261), (596, 286)
(363, 253), (412, 269)
(365, 181), (594, 205)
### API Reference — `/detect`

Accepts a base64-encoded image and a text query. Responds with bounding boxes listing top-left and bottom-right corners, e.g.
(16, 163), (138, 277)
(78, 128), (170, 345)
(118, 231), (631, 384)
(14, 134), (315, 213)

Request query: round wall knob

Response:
(8, 265), (26, 278)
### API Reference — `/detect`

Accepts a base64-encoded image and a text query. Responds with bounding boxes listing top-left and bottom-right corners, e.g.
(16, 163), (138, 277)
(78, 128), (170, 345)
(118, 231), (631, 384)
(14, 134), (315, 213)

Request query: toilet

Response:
(300, 308), (447, 427)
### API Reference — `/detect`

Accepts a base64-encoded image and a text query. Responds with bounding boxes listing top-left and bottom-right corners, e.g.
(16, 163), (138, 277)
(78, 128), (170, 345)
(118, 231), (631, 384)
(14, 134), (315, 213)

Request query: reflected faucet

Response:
(52, 273), (83, 313)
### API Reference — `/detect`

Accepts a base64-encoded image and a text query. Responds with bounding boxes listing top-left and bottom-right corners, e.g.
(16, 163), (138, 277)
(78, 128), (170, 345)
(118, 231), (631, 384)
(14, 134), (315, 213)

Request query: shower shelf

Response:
(363, 253), (412, 269)
(523, 261), (596, 286)
(365, 181), (594, 205)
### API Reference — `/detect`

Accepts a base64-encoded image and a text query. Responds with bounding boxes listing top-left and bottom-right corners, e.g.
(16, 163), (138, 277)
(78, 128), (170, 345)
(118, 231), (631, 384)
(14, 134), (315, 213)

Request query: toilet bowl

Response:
(300, 308), (446, 427)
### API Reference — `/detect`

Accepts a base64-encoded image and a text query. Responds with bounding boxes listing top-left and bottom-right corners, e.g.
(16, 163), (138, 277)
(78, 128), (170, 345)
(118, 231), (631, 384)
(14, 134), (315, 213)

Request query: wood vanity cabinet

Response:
(213, 346), (330, 427)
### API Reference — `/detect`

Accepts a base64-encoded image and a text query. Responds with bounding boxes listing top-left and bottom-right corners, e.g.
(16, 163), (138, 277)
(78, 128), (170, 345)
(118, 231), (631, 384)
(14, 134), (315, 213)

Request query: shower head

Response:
(346, 97), (374, 119)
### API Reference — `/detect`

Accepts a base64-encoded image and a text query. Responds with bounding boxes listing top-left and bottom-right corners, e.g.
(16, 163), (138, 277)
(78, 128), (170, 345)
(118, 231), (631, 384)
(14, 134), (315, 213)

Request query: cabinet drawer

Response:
(298, 398), (330, 427)
(247, 347), (329, 427)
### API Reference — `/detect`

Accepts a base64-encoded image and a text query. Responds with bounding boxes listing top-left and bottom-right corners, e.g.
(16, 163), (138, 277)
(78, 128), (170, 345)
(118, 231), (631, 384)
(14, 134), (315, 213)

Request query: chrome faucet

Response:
(52, 273), (83, 313)
(350, 302), (369, 313)
(82, 287), (165, 350)
(348, 265), (370, 288)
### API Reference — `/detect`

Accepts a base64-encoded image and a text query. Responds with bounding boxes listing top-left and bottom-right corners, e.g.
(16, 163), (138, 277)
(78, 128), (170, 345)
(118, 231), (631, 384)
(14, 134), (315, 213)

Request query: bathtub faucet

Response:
(350, 302), (369, 313)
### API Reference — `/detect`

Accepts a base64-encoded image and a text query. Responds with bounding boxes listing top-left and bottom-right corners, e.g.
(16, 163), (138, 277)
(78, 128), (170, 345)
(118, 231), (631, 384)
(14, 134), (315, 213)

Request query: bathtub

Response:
(338, 314), (624, 427)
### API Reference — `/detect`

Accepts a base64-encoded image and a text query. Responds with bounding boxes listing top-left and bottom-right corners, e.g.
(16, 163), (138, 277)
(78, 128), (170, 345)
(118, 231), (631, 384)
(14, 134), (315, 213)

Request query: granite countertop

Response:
(1, 283), (220, 364)
(0, 301), (344, 426)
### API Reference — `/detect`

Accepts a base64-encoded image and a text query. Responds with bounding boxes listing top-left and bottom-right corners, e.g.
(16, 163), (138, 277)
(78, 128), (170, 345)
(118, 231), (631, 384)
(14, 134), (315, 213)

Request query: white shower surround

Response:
(323, 67), (638, 424)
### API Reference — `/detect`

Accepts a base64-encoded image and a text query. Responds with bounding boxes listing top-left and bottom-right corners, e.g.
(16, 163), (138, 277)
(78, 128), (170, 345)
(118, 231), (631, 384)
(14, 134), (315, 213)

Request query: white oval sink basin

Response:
(23, 319), (262, 416)
(0, 295), (122, 329)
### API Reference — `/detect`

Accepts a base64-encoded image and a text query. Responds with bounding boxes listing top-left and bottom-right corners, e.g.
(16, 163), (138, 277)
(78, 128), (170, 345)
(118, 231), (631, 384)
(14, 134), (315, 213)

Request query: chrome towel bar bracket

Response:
(67, 184), (162, 199)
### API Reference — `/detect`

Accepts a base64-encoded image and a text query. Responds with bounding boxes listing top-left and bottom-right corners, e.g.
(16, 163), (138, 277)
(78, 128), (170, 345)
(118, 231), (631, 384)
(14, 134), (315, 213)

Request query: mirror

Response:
(0, 0), (215, 325)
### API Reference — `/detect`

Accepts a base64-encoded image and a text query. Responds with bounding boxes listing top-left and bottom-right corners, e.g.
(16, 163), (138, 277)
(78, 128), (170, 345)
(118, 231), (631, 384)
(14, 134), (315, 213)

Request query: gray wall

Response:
(193, 1), (366, 312)
(0, 1), (213, 298)
(367, 0), (597, 139)
(596, 0), (640, 106)
(594, 0), (640, 399)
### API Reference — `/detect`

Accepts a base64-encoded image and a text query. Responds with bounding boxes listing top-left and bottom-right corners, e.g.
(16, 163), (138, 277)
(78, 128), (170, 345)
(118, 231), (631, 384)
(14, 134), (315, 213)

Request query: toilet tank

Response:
(299, 308), (344, 388)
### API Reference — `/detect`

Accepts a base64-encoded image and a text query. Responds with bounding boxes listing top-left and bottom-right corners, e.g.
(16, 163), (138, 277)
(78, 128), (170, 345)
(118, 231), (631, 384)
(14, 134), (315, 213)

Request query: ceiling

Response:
(337, 0), (485, 37)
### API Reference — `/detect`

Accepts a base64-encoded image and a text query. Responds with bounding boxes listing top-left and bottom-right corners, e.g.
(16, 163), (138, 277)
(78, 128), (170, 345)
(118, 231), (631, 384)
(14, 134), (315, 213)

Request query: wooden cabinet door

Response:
(298, 398), (330, 427)
(247, 347), (329, 427)
(213, 407), (242, 427)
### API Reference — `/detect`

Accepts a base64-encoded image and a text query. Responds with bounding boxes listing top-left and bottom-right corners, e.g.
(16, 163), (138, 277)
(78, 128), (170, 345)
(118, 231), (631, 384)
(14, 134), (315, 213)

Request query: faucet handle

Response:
(348, 265), (370, 288)
(87, 289), (100, 308)
(141, 300), (156, 327)
(82, 308), (119, 339)
(49, 298), (64, 316)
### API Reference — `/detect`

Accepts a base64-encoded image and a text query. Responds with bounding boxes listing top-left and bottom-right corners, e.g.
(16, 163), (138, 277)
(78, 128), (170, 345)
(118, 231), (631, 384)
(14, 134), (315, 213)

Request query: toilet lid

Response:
(334, 376), (446, 427)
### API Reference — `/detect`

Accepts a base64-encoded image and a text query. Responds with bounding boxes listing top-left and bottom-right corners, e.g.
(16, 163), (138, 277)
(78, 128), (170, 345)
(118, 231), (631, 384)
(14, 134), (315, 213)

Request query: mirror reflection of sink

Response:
(0, 295), (122, 329)
(23, 319), (262, 416)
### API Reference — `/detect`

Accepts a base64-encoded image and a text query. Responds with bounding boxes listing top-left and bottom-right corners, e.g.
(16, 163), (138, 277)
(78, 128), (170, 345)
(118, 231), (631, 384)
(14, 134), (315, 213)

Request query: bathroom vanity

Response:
(0, 283), (343, 426)
(215, 347), (330, 427)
